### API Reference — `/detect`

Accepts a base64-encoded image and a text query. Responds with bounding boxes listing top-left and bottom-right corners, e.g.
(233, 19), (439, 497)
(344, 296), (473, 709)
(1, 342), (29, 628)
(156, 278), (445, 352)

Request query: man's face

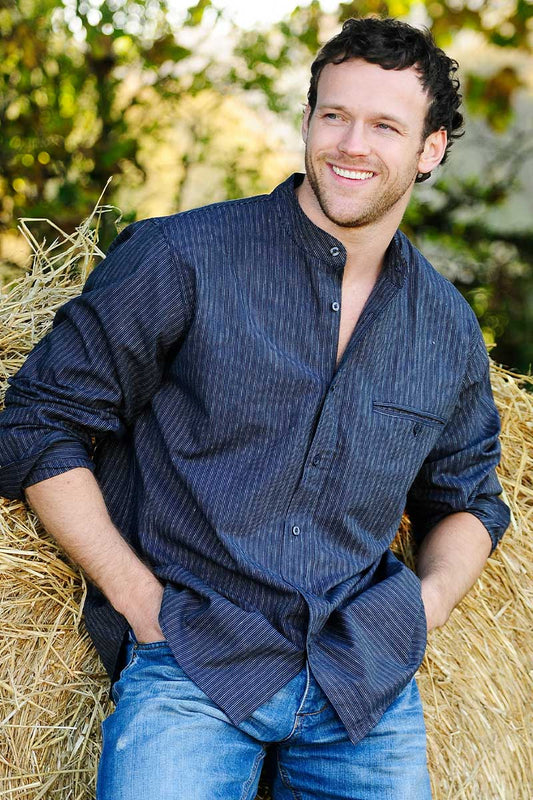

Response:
(300, 58), (446, 231)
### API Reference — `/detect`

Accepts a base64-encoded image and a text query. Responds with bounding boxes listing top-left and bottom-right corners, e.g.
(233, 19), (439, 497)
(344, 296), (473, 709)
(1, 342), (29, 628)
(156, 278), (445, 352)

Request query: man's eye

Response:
(324, 113), (341, 120)
(377, 123), (396, 132)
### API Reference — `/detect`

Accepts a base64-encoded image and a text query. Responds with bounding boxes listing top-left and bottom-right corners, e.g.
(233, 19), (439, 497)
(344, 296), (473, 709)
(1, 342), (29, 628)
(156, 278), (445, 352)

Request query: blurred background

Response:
(1, 0), (532, 373)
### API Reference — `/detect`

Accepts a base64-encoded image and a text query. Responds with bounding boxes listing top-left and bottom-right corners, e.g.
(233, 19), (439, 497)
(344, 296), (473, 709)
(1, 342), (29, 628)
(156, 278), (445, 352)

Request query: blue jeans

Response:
(97, 637), (432, 800)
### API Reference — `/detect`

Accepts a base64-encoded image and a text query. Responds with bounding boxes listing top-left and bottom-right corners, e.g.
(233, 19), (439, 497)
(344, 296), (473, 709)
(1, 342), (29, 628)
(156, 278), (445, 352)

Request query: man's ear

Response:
(302, 104), (311, 142)
(417, 128), (447, 176)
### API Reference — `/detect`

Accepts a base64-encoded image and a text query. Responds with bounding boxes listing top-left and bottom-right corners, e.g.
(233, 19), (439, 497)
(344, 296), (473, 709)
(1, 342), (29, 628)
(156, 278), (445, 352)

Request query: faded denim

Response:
(97, 636), (432, 800)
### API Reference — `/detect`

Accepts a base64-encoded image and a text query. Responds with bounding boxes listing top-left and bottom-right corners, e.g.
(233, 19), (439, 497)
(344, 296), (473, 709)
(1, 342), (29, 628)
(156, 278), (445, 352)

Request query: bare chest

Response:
(335, 277), (377, 368)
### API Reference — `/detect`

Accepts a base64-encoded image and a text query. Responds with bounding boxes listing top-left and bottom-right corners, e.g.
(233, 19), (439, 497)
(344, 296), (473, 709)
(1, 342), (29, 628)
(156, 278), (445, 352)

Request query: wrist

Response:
(108, 560), (163, 618)
(118, 575), (165, 643)
(420, 575), (452, 632)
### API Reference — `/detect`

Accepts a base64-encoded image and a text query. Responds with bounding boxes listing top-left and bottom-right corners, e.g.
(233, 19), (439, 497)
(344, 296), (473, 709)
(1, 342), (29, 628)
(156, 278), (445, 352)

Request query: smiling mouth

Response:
(331, 165), (374, 181)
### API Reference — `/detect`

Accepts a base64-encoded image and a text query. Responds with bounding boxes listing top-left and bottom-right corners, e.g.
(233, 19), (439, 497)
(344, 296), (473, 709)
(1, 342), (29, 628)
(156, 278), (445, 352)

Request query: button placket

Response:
(280, 266), (342, 576)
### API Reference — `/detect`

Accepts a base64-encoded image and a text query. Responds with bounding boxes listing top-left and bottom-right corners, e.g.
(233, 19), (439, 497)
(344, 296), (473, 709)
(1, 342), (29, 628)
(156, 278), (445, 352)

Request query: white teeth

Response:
(332, 166), (373, 180)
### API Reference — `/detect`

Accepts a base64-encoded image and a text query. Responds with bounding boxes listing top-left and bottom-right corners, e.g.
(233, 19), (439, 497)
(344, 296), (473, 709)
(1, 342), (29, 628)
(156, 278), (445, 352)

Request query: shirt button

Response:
(291, 525), (301, 536)
(311, 454), (322, 466)
(330, 246), (340, 256)
(331, 301), (340, 312)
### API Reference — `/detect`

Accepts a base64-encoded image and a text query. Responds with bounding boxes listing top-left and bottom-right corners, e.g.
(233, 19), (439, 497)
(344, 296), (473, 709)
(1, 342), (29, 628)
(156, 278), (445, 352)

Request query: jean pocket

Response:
(111, 637), (138, 703)
(127, 629), (169, 650)
(134, 640), (170, 651)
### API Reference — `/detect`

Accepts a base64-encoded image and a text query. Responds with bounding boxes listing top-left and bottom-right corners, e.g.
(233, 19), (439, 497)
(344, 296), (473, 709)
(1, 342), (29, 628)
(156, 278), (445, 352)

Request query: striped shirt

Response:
(0, 174), (509, 744)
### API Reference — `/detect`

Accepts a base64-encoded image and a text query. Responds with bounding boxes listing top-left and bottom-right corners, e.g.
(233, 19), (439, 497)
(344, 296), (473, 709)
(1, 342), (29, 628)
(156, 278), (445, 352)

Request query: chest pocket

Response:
(370, 401), (447, 483)
(372, 401), (447, 432)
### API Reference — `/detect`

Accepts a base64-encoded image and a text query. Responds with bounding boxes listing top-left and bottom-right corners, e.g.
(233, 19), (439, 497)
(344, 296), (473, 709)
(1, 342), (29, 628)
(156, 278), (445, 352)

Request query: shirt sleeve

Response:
(405, 325), (510, 552)
(0, 217), (195, 500)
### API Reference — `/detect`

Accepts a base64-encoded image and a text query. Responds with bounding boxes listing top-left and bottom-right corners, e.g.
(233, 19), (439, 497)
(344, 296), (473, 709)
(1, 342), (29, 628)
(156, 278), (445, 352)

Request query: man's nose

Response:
(338, 122), (372, 157)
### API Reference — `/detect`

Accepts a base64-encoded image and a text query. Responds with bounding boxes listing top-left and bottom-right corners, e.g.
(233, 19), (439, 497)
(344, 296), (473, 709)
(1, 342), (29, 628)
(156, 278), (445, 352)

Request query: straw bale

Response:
(0, 208), (531, 799)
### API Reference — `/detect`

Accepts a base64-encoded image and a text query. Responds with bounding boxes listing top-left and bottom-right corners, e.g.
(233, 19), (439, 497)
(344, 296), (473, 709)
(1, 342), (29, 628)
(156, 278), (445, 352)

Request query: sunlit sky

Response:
(197, 0), (342, 29)
(168, 1), (434, 34)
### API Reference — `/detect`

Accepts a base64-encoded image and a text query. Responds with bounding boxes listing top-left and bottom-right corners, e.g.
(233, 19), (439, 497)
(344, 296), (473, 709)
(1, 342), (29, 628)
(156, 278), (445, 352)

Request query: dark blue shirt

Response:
(0, 174), (509, 744)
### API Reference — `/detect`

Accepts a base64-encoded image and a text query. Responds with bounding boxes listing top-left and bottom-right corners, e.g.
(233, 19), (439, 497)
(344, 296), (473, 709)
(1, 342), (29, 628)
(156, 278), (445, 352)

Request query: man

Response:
(0, 17), (509, 800)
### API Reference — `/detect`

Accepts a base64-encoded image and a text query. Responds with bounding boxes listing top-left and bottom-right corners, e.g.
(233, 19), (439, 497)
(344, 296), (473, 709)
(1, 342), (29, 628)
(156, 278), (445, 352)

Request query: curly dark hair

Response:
(307, 17), (464, 182)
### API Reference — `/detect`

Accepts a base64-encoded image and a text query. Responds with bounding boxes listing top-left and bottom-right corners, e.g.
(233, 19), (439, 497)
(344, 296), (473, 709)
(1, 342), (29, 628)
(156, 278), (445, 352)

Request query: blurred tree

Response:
(0, 0), (216, 241)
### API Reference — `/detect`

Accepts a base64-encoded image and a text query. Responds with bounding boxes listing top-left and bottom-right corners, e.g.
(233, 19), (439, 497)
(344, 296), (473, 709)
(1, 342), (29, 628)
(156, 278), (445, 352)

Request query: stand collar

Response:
(272, 173), (407, 286)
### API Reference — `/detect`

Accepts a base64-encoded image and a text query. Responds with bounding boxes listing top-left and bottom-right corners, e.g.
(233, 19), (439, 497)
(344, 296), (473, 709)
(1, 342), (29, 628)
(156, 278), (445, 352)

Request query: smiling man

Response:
(0, 17), (509, 800)
(300, 60), (444, 228)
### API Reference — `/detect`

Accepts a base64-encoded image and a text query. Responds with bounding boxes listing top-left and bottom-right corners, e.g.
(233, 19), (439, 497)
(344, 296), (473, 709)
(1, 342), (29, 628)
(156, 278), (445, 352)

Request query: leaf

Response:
(185, 0), (213, 27)
(143, 35), (192, 66)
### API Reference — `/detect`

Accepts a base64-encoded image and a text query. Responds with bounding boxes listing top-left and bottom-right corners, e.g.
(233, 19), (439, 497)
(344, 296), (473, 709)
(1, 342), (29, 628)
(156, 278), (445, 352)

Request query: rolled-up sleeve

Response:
(406, 327), (510, 551)
(0, 218), (195, 500)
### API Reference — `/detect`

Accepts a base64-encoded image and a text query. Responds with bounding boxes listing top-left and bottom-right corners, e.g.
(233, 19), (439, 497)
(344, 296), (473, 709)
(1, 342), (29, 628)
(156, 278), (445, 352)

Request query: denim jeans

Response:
(97, 636), (432, 800)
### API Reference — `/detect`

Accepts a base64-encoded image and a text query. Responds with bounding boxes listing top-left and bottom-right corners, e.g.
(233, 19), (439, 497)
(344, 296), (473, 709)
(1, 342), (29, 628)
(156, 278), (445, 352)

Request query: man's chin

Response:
(318, 203), (373, 229)
(330, 213), (368, 228)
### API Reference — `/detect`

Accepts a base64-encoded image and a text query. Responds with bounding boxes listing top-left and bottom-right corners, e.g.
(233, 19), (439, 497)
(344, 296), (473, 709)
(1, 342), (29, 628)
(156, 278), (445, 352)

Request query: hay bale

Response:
(407, 365), (533, 799)
(0, 209), (531, 799)
(0, 208), (113, 799)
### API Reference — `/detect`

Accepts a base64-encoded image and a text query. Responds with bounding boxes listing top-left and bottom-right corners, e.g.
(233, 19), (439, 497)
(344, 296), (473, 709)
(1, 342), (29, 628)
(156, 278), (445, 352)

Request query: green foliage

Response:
(233, 30), (294, 112)
(0, 0), (212, 231)
(186, 0), (213, 27)
(465, 68), (522, 132)
(402, 146), (532, 372)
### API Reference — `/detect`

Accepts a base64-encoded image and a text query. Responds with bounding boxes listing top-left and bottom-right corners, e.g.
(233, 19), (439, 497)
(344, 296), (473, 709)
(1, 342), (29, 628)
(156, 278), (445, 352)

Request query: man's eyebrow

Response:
(316, 103), (410, 129)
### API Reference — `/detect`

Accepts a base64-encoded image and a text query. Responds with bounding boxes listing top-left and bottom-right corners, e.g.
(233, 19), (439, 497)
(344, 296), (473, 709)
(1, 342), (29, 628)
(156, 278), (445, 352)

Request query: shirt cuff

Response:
(465, 498), (511, 553)
(21, 441), (94, 490)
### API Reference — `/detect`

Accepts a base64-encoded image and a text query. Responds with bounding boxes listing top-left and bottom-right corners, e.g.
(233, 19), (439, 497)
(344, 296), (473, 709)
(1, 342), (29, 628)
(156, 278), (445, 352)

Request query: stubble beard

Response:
(304, 147), (419, 229)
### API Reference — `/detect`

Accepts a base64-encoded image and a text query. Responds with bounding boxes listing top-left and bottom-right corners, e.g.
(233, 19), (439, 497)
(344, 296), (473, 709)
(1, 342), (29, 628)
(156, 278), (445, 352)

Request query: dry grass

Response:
(402, 365), (533, 800)
(0, 206), (531, 799)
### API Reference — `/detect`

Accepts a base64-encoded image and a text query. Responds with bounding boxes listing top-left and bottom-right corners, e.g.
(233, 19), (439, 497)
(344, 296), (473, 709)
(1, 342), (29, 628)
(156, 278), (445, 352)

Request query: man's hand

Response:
(420, 574), (451, 632)
(25, 467), (166, 643)
(123, 578), (166, 644)
(417, 511), (493, 633)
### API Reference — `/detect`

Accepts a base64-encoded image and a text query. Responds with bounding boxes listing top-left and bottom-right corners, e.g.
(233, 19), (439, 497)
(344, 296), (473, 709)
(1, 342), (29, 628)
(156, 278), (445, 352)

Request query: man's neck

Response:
(296, 176), (409, 283)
